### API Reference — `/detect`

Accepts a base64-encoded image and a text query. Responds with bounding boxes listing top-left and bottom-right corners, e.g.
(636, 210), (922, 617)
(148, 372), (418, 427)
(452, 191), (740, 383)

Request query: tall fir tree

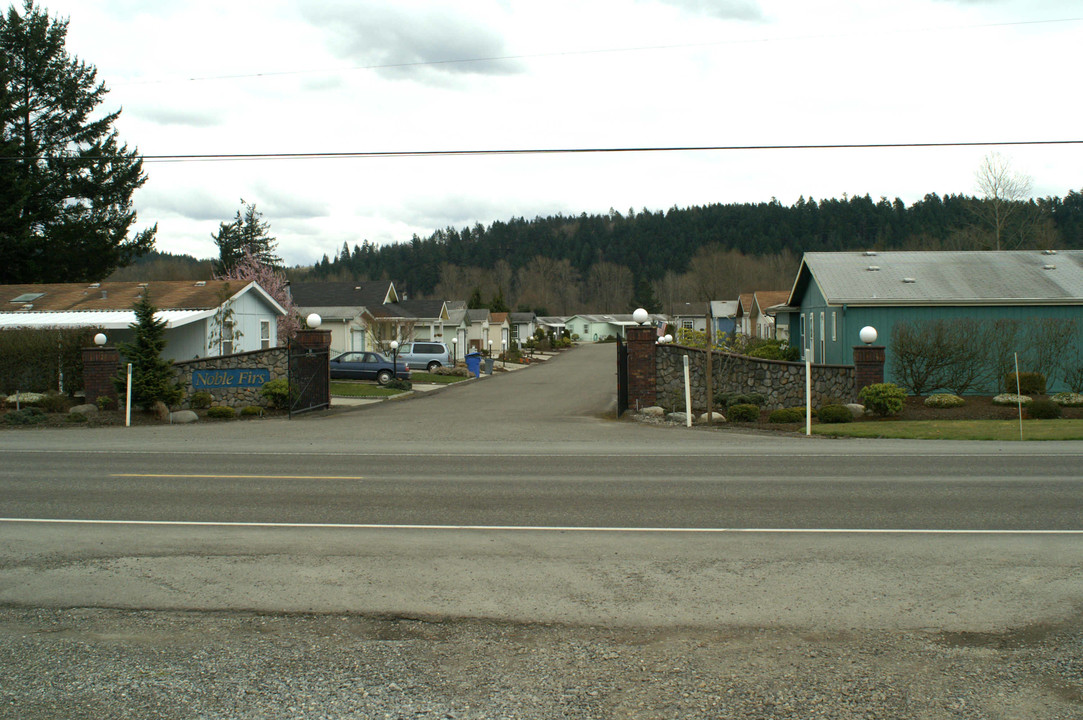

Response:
(213, 199), (281, 274)
(115, 292), (183, 409)
(0, 1), (155, 283)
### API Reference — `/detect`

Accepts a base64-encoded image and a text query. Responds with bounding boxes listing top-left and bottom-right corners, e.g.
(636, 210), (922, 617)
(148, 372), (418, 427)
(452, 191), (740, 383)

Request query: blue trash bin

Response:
(464, 352), (482, 378)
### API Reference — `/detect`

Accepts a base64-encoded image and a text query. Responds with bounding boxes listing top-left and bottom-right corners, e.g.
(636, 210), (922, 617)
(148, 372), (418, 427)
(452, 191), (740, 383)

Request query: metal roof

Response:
(0, 309), (212, 330)
(793, 251), (1083, 306)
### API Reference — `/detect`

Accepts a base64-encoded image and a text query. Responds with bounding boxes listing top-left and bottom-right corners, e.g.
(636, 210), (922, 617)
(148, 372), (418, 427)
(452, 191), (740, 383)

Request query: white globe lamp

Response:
(306, 313), (322, 329)
(859, 326), (878, 345)
(632, 308), (649, 325)
(93, 333), (107, 346)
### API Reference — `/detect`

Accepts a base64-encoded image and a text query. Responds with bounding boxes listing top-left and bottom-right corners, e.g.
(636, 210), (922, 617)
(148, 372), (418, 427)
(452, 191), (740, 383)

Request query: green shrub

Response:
(206, 406), (236, 419)
(993, 393), (1031, 406)
(715, 392), (766, 408)
(3, 407), (46, 425)
(260, 378), (290, 409)
(96, 395), (115, 411)
(1027, 398), (1061, 419)
(1005, 372), (1046, 395)
(1050, 392), (1083, 407)
(386, 378), (412, 391)
(746, 339), (800, 361)
(240, 405), (263, 417)
(859, 383), (907, 416)
(38, 391), (70, 414)
(818, 404), (854, 423)
(727, 403), (760, 422)
(190, 391), (213, 409)
(924, 393), (965, 409)
(768, 407), (804, 423)
(66, 411), (88, 423)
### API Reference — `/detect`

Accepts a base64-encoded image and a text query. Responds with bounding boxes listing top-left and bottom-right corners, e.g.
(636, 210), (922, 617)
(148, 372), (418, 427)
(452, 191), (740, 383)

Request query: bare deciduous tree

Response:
(973, 152), (1034, 250)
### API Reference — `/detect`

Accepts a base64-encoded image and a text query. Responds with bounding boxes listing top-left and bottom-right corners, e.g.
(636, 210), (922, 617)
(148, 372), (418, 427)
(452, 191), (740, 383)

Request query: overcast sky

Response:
(36, 0), (1083, 266)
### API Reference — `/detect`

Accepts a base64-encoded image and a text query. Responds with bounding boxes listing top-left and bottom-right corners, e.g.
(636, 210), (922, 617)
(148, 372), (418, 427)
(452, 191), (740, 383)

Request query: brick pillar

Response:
(82, 346), (120, 406)
(626, 325), (658, 409)
(853, 345), (885, 390)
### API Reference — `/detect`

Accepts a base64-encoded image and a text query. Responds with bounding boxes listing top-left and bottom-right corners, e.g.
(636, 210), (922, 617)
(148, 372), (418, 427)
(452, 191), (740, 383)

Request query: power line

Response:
(124, 139), (1083, 163)
(4, 139), (1081, 164)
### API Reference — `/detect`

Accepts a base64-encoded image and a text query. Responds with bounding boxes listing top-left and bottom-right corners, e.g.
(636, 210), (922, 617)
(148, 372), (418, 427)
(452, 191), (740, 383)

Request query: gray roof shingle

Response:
(795, 251), (1083, 306)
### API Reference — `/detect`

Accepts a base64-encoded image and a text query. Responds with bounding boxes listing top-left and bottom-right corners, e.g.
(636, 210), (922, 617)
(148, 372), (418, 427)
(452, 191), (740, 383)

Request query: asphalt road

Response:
(1, 343), (1082, 630)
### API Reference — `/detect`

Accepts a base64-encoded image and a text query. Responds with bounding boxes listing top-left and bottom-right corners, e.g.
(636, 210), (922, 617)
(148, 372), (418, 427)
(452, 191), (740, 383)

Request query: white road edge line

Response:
(1, 518), (1080, 534)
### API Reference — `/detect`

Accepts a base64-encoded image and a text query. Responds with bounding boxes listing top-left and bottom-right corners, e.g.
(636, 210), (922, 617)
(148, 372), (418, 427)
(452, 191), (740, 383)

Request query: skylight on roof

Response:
(10, 292), (45, 303)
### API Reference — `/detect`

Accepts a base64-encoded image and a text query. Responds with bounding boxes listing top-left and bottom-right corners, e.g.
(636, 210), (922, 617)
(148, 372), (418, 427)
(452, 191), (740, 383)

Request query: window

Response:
(222, 321), (234, 356)
(682, 320), (693, 330)
(583, 324), (589, 334)
(799, 314), (807, 358)
(819, 312), (825, 362)
(831, 312), (837, 342)
(260, 320), (271, 349)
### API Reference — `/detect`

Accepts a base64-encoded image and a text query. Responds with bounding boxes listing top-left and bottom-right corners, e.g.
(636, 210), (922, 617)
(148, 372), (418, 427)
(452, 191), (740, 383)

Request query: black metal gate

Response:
(288, 339), (330, 417)
(616, 334), (629, 417)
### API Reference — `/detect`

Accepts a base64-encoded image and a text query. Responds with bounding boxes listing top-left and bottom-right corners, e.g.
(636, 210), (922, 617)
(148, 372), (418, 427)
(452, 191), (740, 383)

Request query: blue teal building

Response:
(780, 251), (1083, 393)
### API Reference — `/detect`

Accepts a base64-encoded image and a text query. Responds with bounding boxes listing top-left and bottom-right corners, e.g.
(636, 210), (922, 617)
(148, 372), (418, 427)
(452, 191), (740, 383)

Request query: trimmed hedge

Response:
(716, 392), (766, 408)
(1005, 372), (1046, 395)
(768, 407), (804, 423)
(924, 393), (965, 409)
(818, 404), (854, 423)
(727, 404), (760, 422)
(1027, 399), (1061, 419)
(859, 383), (907, 417)
(206, 406), (237, 419)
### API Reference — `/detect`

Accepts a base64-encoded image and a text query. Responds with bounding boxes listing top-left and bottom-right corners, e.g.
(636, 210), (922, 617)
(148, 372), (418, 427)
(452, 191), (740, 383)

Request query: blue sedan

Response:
(329, 352), (410, 385)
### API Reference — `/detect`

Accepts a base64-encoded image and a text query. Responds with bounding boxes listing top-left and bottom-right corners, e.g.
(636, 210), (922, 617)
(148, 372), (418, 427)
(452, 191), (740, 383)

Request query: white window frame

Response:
(819, 312), (825, 362)
(260, 320), (271, 349)
(831, 311), (837, 342)
(222, 320), (235, 356)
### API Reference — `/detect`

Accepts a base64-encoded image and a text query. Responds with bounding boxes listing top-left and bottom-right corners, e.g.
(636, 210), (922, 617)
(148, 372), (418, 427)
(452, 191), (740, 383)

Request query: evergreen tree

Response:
(467, 286), (484, 309)
(631, 276), (661, 314)
(0, 1), (155, 283)
(115, 292), (183, 409)
(213, 199), (281, 274)
(488, 288), (509, 313)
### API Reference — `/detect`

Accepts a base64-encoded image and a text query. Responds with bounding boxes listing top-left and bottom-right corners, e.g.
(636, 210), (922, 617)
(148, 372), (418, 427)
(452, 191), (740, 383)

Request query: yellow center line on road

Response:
(110, 474), (365, 480)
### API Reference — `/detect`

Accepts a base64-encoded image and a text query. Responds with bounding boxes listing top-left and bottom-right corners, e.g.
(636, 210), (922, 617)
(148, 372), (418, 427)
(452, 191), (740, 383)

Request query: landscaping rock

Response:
(845, 403), (867, 418)
(667, 412), (690, 424)
(697, 412), (726, 423)
(639, 406), (666, 417)
(170, 410), (199, 424)
(69, 404), (99, 416)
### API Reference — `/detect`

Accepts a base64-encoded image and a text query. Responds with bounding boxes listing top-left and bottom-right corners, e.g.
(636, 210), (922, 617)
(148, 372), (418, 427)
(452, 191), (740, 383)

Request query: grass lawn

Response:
(408, 372), (468, 384)
(811, 419), (1083, 441)
(329, 382), (407, 398)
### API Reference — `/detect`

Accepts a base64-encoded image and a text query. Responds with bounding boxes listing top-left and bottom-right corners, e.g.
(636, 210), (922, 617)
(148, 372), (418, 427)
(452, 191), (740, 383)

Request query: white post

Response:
(683, 354), (692, 427)
(125, 363), (133, 427)
(1015, 352), (1023, 441)
(805, 354), (812, 436)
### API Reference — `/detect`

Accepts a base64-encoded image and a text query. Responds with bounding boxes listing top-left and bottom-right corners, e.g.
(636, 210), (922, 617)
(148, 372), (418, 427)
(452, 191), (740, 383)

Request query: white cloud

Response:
(25, 0), (1083, 267)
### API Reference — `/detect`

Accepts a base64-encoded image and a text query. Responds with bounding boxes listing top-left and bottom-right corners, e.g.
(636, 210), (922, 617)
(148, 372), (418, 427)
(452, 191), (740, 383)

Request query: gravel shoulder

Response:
(2, 607), (1082, 719)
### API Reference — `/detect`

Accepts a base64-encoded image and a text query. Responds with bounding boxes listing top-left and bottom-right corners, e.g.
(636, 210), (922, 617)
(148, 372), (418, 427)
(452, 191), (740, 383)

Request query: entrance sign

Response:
(192, 368), (270, 389)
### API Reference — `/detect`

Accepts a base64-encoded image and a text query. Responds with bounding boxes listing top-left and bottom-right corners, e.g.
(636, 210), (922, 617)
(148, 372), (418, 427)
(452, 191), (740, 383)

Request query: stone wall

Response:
(655, 345), (856, 412)
(172, 347), (288, 409)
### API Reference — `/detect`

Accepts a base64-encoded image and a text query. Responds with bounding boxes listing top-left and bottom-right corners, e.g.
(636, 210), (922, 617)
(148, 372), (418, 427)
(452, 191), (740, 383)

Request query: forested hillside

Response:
(302, 191), (1083, 314)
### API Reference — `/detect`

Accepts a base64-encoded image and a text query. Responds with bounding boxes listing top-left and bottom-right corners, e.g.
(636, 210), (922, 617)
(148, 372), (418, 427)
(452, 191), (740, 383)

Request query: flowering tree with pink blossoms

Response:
(216, 248), (300, 344)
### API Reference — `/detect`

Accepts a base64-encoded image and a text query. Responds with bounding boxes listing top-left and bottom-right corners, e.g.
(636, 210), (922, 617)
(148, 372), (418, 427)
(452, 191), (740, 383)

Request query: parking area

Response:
(330, 350), (561, 407)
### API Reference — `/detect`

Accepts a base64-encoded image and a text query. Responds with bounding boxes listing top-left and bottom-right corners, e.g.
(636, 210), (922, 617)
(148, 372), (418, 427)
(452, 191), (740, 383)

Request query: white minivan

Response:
(395, 342), (451, 372)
